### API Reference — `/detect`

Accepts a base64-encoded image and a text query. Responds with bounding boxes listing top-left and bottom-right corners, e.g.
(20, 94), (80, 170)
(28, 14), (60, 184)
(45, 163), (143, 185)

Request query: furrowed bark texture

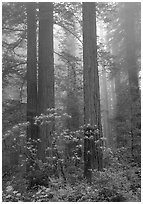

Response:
(26, 2), (38, 171)
(83, 3), (101, 129)
(83, 2), (103, 182)
(38, 2), (54, 161)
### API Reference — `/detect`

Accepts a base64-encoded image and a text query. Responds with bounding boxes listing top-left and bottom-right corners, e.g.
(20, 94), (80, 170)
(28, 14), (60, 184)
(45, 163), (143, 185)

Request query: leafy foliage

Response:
(2, 118), (141, 201)
(3, 154), (141, 202)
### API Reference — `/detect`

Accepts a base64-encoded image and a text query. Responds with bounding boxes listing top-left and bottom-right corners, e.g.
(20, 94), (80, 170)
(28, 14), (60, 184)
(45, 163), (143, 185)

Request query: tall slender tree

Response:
(64, 31), (80, 131)
(123, 2), (140, 160)
(38, 2), (55, 161)
(26, 2), (38, 170)
(83, 2), (103, 182)
(100, 69), (111, 148)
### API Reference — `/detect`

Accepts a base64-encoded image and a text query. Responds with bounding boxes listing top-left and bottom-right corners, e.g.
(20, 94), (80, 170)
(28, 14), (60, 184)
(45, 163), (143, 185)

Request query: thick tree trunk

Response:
(83, 2), (103, 182)
(26, 2), (38, 171)
(38, 2), (54, 161)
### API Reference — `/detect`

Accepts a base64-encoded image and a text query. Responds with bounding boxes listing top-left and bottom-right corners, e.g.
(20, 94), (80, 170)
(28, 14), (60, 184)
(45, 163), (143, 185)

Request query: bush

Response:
(2, 117), (141, 202)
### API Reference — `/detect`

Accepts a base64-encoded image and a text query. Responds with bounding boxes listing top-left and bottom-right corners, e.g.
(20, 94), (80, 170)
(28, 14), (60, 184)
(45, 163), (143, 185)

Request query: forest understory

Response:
(2, 139), (141, 202)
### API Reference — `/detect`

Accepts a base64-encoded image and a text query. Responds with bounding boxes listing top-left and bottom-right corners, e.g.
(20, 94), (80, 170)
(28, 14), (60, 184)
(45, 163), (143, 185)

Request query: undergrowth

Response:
(2, 113), (141, 202)
(3, 147), (141, 202)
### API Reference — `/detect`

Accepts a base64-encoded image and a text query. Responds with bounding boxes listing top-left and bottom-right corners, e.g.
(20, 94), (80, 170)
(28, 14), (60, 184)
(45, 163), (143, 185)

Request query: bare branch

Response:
(3, 30), (26, 50)
(7, 62), (27, 70)
(3, 27), (26, 32)
(54, 50), (77, 67)
(55, 22), (83, 45)
(13, 49), (26, 58)
(3, 37), (24, 50)
(2, 62), (27, 79)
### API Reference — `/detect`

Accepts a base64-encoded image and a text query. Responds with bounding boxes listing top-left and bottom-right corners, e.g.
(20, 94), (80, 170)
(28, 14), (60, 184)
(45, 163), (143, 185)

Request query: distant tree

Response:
(63, 30), (80, 131)
(2, 2), (27, 137)
(38, 2), (55, 161)
(104, 3), (140, 163)
(83, 2), (103, 182)
(100, 69), (111, 148)
(123, 2), (141, 160)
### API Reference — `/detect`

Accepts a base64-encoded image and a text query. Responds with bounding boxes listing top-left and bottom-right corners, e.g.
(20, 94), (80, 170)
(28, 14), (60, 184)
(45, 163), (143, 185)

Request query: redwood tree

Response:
(38, 2), (55, 161)
(83, 2), (103, 182)
(26, 2), (38, 170)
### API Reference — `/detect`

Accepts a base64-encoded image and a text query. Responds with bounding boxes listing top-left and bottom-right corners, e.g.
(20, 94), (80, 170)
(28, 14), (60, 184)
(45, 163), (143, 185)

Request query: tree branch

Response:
(3, 30), (26, 50)
(3, 37), (24, 50)
(55, 22), (83, 45)
(13, 48), (26, 58)
(2, 27), (25, 32)
(8, 62), (27, 70)
(2, 62), (27, 78)
(54, 50), (80, 67)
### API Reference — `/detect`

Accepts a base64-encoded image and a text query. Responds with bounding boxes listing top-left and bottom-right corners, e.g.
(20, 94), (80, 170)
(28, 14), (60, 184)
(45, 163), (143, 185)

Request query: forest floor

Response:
(2, 155), (141, 202)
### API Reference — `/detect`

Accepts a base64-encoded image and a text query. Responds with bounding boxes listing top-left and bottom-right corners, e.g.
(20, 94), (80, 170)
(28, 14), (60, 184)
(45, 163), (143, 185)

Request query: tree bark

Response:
(26, 2), (38, 171)
(83, 2), (103, 182)
(38, 2), (54, 161)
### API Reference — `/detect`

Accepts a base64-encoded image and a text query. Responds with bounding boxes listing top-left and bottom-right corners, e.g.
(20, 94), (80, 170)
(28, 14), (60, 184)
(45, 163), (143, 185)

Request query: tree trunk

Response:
(83, 2), (103, 182)
(38, 2), (54, 161)
(109, 78), (117, 150)
(106, 78), (115, 148)
(101, 69), (111, 148)
(113, 75), (119, 149)
(64, 30), (80, 131)
(124, 2), (140, 160)
(26, 2), (38, 171)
